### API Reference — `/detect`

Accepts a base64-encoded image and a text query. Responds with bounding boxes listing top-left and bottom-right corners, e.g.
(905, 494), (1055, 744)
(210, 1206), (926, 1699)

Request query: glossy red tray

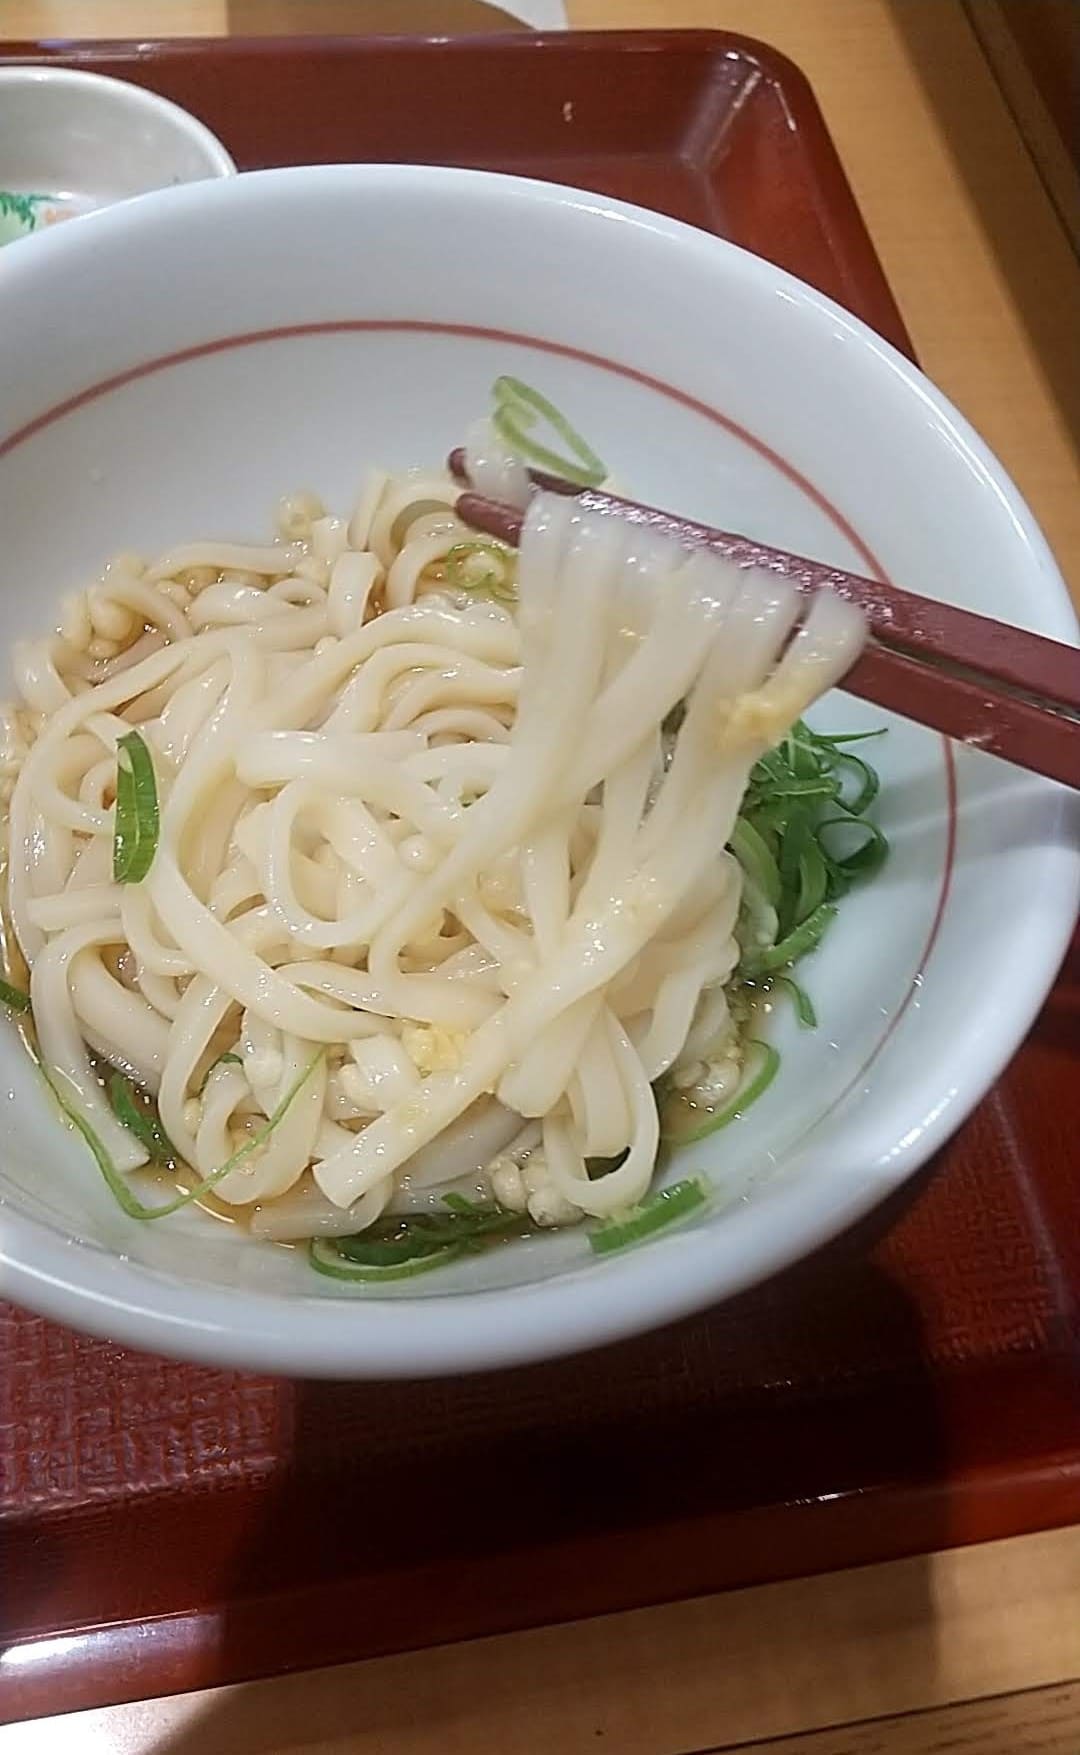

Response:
(0, 31), (1077, 1726)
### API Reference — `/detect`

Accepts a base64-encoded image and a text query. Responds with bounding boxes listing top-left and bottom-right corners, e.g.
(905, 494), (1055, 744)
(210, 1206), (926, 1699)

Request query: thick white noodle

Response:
(2, 465), (864, 1238)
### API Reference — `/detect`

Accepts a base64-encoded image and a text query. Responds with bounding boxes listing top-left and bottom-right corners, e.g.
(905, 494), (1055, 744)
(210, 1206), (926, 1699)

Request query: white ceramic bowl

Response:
(0, 165), (1075, 1377)
(0, 66), (234, 240)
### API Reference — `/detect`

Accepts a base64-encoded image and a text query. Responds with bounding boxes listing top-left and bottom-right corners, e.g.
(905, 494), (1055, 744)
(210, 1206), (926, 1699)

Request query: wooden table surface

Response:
(1, 3), (1079, 1751)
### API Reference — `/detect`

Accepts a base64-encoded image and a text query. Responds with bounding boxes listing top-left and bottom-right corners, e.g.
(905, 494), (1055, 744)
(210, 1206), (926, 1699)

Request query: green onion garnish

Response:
(769, 975), (817, 1030)
(815, 816), (890, 882)
(107, 1072), (177, 1164)
(199, 1051), (243, 1092)
(336, 1233), (450, 1267)
(442, 1192), (482, 1214)
(112, 728), (160, 884)
(588, 1176), (707, 1256)
(492, 376), (607, 488)
(831, 749), (880, 815)
(348, 1196), (524, 1253)
(728, 719), (888, 992)
(43, 1051), (322, 1221)
(660, 1041), (780, 1146)
(0, 976), (31, 1014)
(742, 902), (838, 977)
(729, 817), (782, 909)
(309, 1193), (531, 1282)
(807, 727), (888, 747)
(794, 840), (830, 931)
(309, 1237), (464, 1282)
(443, 540), (518, 604)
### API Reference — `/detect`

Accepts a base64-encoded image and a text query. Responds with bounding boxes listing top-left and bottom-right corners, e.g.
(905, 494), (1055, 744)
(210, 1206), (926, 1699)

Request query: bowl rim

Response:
(0, 162), (1075, 1377)
(0, 63), (237, 181)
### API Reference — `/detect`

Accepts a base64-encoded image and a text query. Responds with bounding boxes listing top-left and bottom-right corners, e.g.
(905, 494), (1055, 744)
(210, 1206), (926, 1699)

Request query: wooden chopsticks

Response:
(447, 454), (1080, 789)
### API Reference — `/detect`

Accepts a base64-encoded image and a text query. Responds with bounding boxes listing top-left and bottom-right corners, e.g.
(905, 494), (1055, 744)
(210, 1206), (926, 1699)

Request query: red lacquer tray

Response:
(0, 31), (1077, 1725)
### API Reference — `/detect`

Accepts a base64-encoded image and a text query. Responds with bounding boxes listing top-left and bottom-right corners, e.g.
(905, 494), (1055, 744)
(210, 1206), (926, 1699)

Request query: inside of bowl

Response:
(0, 75), (228, 212)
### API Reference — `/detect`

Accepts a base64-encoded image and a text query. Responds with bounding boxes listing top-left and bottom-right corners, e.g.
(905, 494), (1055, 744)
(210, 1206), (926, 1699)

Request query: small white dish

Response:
(0, 66), (234, 243)
(0, 165), (1075, 1377)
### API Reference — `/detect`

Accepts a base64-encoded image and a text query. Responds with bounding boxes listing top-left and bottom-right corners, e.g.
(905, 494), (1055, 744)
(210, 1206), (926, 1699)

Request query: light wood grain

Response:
(2, 1527), (1078, 1753)
(5, 0), (226, 31)
(963, 0), (1080, 255)
(708, 1679), (1080, 1755)
(572, 0), (1080, 607)
(4, 0), (526, 37)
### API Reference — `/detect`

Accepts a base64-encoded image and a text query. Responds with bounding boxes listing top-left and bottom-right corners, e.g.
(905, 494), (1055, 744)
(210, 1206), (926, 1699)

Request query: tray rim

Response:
(0, 28), (911, 358)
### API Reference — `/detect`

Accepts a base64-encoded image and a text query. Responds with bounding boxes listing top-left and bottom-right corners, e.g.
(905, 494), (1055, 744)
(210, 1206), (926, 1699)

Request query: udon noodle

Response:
(0, 418), (864, 1252)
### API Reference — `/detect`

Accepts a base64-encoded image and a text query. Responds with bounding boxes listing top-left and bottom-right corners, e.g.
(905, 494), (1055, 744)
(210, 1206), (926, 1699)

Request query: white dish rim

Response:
(0, 163), (1075, 1377)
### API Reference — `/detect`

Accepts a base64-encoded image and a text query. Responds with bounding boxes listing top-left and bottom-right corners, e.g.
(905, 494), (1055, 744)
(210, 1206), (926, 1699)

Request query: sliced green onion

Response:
(588, 1176), (707, 1256)
(442, 1192), (481, 1215)
(730, 817), (782, 909)
(808, 727), (888, 747)
(438, 1193), (527, 1233)
(816, 817), (890, 882)
(832, 750), (880, 816)
(756, 776), (838, 802)
(795, 840), (830, 924)
(788, 728), (822, 780)
(740, 796), (786, 839)
(389, 1202), (524, 1250)
(112, 729), (160, 884)
(107, 1072), (176, 1164)
(770, 975), (817, 1029)
(742, 902), (838, 976)
(748, 749), (788, 793)
(659, 1041), (780, 1146)
(42, 1070), (157, 1221)
(199, 1051), (243, 1092)
(0, 191), (50, 225)
(335, 1233), (450, 1267)
(773, 807), (810, 937)
(443, 540), (517, 604)
(492, 375), (607, 488)
(309, 1237), (464, 1282)
(43, 1051), (322, 1222)
(721, 717), (888, 1090)
(325, 1196), (529, 1279)
(0, 976), (31, 1013)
